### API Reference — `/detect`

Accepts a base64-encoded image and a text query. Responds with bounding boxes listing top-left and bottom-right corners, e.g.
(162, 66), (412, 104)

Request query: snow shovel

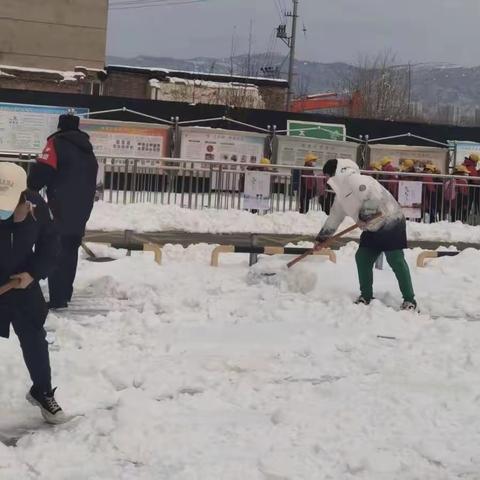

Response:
(81, 242), (115, 263)
(0, 279), (21, 297)
(286, 212), (383, 269)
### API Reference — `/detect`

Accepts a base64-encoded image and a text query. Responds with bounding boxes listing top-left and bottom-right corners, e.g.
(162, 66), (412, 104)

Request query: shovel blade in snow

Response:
(85, 257), (116, 263)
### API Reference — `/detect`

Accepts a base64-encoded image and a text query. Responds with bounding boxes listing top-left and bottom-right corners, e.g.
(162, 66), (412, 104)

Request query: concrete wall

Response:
(150, 80), (266, 110)
(0, 0), (108, 70)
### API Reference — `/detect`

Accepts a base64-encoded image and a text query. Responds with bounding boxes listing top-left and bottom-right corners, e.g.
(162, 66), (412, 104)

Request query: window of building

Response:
(86, 81), (104, 96)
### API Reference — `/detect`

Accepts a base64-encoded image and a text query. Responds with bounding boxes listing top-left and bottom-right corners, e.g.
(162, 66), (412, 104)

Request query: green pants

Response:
(355, 247), (415, 303)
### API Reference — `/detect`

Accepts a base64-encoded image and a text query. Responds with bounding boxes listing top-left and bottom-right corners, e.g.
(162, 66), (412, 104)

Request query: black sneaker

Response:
(26, 387), (67, 424)
(400, 301), (418, 312)
(354, 296), (372, 305)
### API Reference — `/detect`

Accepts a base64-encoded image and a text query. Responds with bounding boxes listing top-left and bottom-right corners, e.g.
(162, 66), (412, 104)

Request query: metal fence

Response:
(1, 155), (479, 225)
(98, 157), (480, 225)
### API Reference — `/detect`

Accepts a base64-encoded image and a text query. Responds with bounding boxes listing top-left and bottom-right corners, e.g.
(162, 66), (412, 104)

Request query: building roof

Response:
(106, 65), (288, 88)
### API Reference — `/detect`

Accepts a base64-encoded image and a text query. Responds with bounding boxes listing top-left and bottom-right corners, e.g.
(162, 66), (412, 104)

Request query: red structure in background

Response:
(290, 91), (363, 115)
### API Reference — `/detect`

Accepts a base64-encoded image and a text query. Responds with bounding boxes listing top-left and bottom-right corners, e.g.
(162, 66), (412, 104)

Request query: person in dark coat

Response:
(0, 162), (66, 423)
(28, 114), (98, 309)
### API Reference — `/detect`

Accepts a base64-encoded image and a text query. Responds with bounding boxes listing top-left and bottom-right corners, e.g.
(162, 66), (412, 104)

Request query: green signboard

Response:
(287, 120), (346, 141)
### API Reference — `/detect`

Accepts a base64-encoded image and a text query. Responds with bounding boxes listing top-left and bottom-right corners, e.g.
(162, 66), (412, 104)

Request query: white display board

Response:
(179, 127), (266, 169)
(243, 171), (271, 210)
(0, 102), (89, 154)
(80, 119), (170, 163)
(273, 135), (358, 168)
(398, 180), (423, 219)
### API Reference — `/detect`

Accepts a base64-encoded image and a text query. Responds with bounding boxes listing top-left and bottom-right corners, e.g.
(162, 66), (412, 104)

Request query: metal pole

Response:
(286, 0), (299, 111)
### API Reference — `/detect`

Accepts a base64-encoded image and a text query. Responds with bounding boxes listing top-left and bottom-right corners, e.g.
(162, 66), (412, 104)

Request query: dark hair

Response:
(323, 159), (338, 177)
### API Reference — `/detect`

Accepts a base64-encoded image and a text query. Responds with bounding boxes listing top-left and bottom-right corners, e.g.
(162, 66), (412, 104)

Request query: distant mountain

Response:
(107, 54), (480, 123)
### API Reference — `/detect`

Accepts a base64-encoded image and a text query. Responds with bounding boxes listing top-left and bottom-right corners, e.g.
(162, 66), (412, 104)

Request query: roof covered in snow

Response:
(0, 64), (87, 82)
(106, 65), (288, 88)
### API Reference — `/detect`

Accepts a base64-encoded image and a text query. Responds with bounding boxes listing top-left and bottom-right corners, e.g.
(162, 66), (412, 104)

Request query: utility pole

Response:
(262, 1), (300, 107)
(286, 0), (299, 111)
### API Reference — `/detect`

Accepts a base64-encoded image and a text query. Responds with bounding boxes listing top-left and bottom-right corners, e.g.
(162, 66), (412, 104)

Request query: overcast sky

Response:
(107, 0), (478, 66)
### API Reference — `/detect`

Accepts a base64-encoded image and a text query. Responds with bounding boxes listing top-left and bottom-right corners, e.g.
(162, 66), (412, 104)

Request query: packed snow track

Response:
(1, 242), (480, 479)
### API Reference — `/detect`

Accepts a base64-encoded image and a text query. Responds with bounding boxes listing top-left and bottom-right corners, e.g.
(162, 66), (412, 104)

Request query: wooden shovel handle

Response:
(286, 212), (382, 269)
(0, 279), (21, 296)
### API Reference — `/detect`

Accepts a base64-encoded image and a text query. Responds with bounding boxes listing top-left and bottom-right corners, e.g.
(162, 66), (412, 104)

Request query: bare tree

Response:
(229, 26), (239, 76)
(343, 51), (410, 120)
(296, 73), (310, 99)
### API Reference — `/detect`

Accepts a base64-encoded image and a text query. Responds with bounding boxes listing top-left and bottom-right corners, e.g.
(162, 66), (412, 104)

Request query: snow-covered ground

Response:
(1, 241), (480, 479)
(88, 202), (480, 243)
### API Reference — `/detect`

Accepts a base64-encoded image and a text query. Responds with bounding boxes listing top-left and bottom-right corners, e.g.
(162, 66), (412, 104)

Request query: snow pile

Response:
(88, 201), (480, 243)
(1, 243), (480, 478)
(150, 77), (260, 91)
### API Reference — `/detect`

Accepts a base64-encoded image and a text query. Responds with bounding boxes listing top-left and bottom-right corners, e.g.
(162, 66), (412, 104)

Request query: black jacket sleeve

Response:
(26, 198), (59, 281)
(27, 162), (56, 192)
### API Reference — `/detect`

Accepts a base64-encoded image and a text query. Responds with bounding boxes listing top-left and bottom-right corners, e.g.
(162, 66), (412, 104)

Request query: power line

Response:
(109, 0), (206, 10)
(272, 0), (284, 22)
(110, 0), (198, 4)
(110, 0), (204, 8)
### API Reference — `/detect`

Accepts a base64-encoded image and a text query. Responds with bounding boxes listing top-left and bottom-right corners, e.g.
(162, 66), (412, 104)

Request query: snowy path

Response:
(1, 243), (480, 479)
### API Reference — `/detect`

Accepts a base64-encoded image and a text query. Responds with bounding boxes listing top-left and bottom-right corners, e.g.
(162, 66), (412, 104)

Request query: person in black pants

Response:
(28, 114), (98, 309)
(0, 162), (66, 423)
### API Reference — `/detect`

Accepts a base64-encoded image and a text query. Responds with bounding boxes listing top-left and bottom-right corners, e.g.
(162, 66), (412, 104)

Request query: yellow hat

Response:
(259, 158), (271, 165)
(454, 164), (469, 174)
(469, 153), (480, 163)
(400, 159), (414, 171)
(370, 162), (382, 171)
(380, 157), (392, 167)
(304, 152), (318, 163)
(424, 164), (438, 173)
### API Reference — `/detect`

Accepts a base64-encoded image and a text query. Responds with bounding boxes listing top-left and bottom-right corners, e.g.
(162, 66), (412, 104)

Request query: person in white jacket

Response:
(316, 158), (417, 310)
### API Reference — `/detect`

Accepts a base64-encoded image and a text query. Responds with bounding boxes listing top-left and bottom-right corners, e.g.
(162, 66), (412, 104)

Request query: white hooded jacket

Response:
(319, 158), (404, 236)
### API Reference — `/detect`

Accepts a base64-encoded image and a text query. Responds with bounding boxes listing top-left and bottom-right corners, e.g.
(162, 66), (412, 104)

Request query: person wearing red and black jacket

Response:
(381, 159), (399, 199)
(27, 114), (98, 309)
(299, 153), (324, 214)
(422, 164), (441, 223)
(462, 154), (480, 217)
(445, 165), (470, 222)
(0, 162), (66, 424)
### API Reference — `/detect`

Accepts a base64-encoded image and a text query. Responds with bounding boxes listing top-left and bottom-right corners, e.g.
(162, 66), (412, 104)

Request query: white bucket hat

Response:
(0, 162), (27, 212)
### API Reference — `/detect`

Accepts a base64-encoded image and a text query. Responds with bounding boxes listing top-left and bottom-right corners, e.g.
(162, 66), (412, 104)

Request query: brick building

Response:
(0, 64), (288, 111)
(103, 66), (288, 110)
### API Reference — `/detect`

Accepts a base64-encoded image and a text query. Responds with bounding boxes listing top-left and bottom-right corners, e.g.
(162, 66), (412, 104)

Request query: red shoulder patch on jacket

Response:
(38, 138), (58, 169)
